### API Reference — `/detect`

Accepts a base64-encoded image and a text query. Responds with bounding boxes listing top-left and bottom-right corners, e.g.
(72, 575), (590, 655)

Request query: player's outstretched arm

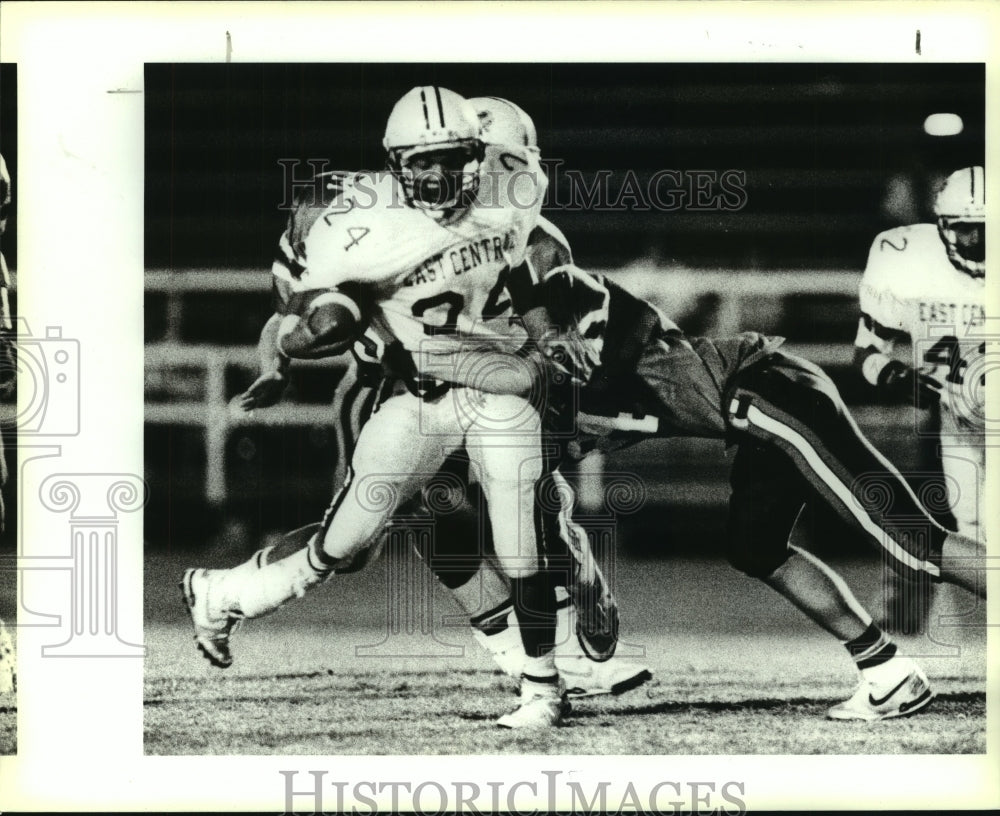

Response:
(420, 343), (547, 399)
(238, 312), (291, 412)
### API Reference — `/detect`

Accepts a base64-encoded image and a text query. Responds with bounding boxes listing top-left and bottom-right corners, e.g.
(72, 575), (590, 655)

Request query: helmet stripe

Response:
(419, 87), (430, 130)
(433, 86), (446, 128)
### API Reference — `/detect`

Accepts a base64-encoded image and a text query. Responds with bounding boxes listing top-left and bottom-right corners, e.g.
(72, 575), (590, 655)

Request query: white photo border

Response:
(1, 0), (998, 811)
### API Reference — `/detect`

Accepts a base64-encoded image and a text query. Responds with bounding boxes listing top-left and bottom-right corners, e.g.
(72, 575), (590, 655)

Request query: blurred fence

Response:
(144, 265), (925, 540)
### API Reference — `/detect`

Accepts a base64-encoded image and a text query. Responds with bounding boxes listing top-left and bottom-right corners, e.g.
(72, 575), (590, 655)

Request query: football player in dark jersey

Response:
(272, 215), (959, 722)
(511, 261), (986, 721)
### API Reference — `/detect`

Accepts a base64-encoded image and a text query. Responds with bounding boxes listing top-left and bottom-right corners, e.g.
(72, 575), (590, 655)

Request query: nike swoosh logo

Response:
(869, 673), (913, 707)
(898, 688), (932, 715)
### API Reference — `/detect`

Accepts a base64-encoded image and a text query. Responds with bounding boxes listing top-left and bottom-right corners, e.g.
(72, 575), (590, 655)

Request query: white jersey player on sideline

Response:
(237, 97), (651, 698)
(183, 86), (569, 728)
(855, 166), (987, 542)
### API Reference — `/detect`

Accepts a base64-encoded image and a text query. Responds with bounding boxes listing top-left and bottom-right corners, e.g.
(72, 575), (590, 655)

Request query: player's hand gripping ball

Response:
(279, 289), (367, 360)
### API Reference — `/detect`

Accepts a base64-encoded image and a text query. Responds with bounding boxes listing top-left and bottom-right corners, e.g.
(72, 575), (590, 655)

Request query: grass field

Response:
(0, 563), (15, 755)
(0, 639), (13, 755)
(143, 550), (987, 755)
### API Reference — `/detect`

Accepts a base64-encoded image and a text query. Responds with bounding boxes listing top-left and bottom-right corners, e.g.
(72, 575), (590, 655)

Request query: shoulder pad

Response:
(286, 172), (353, 256)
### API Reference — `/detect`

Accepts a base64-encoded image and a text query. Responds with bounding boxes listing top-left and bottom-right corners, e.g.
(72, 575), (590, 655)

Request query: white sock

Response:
(522, 653), (558, 680)
(221, 544), (329, 619)
(213, 547), (272, 607)
(861, 653), (914, 687)
(470, 605), (526, 678)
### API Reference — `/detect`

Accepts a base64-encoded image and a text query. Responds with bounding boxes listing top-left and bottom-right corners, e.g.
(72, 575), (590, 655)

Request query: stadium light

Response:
(923, 113), (964, 136)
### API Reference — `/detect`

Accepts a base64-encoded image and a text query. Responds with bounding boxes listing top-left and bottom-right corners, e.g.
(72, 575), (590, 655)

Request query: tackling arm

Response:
(397, 219), (585, 399)
(414, 257), (585, 399)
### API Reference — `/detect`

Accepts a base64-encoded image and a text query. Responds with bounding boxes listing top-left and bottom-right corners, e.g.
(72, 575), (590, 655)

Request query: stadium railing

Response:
(145, 267), (910, 508)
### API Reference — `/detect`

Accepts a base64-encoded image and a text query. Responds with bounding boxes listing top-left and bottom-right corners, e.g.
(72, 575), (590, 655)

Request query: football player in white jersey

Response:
(855, 166), (986, 543)
(183, 87), (569, 728)
(235, 98), (651, 698)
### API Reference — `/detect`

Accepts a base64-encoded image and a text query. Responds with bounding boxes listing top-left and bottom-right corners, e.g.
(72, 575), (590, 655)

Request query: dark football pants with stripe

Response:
(724, 352), (945, 583)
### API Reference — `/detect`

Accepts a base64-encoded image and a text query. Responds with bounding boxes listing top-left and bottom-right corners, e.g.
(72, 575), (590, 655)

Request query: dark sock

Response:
(522, 673), (560, 685)
(844, 622), (898, 670)
(509, 573), (558, 660)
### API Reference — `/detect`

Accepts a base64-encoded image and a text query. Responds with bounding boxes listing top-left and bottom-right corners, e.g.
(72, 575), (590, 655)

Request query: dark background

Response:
(145, 62), (983, 273)
(0, 63), (16, 552)
(143, 62), (984, 561)
(0, 63), (15, 271)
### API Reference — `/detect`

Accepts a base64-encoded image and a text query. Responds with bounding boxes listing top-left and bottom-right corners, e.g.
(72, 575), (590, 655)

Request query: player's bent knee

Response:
(725, 542), (792, 579)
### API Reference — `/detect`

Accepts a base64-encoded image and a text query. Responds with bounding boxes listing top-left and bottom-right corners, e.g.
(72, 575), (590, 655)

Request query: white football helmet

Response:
(468, 96), (539, 155)
(383, 86), (484, 212)
(934, 165), (985, 278)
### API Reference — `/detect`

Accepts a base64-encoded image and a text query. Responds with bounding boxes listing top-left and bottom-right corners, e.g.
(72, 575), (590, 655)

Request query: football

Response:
(279, 289), (367, 359)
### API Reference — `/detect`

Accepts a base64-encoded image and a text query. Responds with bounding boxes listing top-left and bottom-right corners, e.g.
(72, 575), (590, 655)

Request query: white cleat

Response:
(557, 655), (653, 697)
(496, 675), (570, 729)
(180, 568), (241, 669)
(826, 659), (934, 721)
